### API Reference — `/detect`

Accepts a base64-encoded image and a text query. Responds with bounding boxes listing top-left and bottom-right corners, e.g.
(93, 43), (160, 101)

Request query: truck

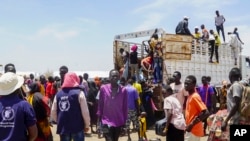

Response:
(113, 28), (250, 110)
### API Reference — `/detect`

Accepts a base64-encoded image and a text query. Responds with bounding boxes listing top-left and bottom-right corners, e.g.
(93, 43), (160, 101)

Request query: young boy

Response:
(139, 112), (148, 141)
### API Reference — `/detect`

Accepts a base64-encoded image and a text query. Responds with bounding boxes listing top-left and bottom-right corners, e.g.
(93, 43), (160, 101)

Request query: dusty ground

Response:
(51, 125), (208, 141)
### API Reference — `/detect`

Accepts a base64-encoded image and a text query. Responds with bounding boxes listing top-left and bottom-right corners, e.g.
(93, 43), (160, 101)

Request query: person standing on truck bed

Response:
(148, 28), (159, 51)
(209, 29), (221, 63)
(228, 27), (244, 45)
(193, 26), (201, 43)
(201, 24), (209, 42)
(119, 48), (129, 80)
(130, 45), (139, 82)
(215, 10), (226, 42)
(175, 16), (194, 38)
(141, 54), (153, 79)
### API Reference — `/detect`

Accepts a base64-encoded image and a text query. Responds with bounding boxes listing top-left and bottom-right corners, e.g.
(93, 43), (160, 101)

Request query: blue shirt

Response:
(0, 94), (36, 141)
(198, 85), (214, 107)
(125, 84), (139, 110)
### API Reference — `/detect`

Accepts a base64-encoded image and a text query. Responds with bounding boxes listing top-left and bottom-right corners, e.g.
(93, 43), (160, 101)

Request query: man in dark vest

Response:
(51, 72), (90, 141)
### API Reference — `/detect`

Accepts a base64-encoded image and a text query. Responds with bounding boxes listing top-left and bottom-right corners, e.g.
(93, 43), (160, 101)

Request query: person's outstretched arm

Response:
(235, 32), (244, 44)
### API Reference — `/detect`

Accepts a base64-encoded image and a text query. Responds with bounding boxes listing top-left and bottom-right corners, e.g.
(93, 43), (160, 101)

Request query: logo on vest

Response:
(1, 107), (15, 121)
(59, 96), (70, 111)
(0, 107), (15, 128)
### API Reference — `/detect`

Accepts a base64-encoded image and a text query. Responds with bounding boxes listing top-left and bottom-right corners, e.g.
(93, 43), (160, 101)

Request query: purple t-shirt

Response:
(125, 84), (139, 110)
(198, 85), (214, 107)
(97, 84), (128, 127)
(0, 94), (36, 141)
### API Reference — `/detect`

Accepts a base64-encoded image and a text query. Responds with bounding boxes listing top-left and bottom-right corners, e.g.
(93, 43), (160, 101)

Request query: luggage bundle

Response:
(155, 118), (167, 136)
(207, 109), (229, 141)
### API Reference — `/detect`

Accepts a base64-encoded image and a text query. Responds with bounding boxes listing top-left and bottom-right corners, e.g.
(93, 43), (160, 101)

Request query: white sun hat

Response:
(0, 72), (24, 96)
(183, 16), (190, 20)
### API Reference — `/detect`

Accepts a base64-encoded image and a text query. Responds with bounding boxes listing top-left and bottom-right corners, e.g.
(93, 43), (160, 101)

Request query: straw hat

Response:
(0, 72), (24, 96)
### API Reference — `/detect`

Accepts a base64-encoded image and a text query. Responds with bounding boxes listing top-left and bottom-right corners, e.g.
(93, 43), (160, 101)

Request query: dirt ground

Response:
(51, 125), (208, 141)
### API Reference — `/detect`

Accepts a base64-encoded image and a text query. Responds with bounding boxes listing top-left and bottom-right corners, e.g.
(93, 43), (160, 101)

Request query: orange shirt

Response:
(142, 56), (152, 64)
(185, 92), (207, 137)
(142, 57), (153, 67)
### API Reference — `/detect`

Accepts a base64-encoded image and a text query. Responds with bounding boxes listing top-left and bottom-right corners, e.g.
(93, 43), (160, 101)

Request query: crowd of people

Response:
(0, 10), (248, 141)
(0, 62), (159, 141)
(1, 61), (250, 141)
(0, 63), (108, 141)
(116, 10), (245, 90)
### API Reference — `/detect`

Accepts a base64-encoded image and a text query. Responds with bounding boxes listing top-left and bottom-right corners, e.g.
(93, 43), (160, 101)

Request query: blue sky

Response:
(0, 0), (249, 73)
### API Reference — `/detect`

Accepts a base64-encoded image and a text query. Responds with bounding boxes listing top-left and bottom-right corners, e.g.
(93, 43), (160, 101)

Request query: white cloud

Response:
(133, 0), (167, 13)
(132, 0), (234, 34)
(133, 0), (235, 14)
(35, 27), (79, 40)
(227, 15), (250, 23)
(182, 0), (234, 8)
(76, 17), (98, 25)
(0, 25), (80, 41)
(134, 13), (164, 31)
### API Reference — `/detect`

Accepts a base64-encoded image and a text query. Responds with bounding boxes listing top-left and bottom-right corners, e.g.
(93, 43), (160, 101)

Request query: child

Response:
(139, 112), (148, 141)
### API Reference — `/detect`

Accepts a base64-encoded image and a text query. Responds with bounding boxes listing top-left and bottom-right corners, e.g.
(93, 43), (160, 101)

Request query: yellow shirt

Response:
(139, 117), (147, 137)
(150, 38), (158, 48)
(133, 82), (142, 105)
(193, 32), (201, 39)
(214, 33), (221, 46)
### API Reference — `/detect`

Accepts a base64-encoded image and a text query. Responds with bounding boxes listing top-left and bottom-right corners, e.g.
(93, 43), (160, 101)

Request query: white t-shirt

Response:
(170, 82), (189, 108)
(215, 15), (225, 26)
(209, 34), (215, 41)
(96, 91), (100, 100)
(164, 95), (186, 130)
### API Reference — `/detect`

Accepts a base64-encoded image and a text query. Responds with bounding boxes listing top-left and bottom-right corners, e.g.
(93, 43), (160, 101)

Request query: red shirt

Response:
(46, 82), (56, 98)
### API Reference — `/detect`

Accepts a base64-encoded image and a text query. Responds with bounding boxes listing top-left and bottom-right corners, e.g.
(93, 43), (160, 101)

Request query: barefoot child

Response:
(139, 112), (148, 141)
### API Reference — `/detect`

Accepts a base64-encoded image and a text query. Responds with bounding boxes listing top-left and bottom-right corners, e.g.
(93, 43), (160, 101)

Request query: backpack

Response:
(239, 85), (250, 120)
